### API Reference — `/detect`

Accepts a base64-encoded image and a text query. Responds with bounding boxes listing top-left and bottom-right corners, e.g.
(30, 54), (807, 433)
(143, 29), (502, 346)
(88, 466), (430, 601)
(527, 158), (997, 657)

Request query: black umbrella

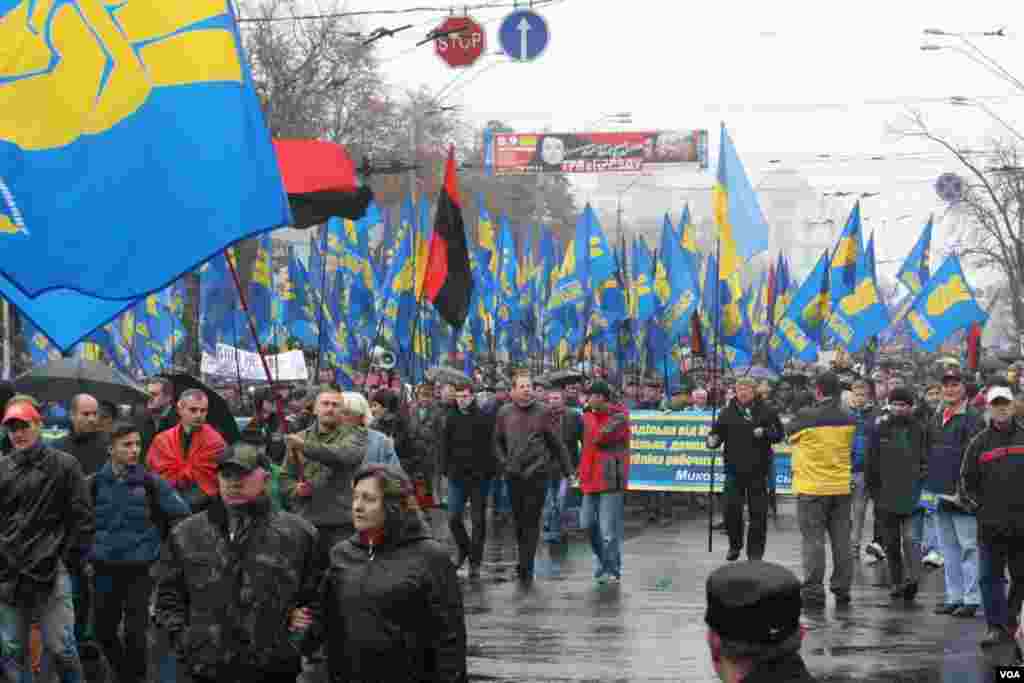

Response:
(537, 369), (585, 388)
(425, 365), (471, 386)
(160, 373), (241, 444)
(13, 358), (148, 406)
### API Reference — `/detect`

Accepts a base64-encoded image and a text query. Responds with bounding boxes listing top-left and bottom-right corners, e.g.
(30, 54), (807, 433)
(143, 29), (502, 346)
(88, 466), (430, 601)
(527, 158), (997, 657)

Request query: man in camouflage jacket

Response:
(154, 440), (320, 683)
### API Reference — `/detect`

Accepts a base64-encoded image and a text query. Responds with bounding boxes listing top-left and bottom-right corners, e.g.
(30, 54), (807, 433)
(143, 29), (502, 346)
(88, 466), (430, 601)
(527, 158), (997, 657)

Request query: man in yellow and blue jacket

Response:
(787, 373), (857, 608)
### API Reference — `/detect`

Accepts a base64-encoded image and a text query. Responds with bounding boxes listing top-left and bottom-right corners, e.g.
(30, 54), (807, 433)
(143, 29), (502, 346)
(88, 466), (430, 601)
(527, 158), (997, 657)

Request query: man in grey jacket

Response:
(281, 388), (369, 556)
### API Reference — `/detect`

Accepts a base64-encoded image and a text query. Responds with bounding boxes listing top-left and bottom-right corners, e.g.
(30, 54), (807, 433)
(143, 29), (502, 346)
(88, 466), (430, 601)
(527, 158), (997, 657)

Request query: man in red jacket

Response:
(578, 380), (631, 583)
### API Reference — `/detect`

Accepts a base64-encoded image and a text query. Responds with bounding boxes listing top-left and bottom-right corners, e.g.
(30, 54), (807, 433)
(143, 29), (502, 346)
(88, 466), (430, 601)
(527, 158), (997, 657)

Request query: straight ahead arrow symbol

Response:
(517, 16), (531, 59)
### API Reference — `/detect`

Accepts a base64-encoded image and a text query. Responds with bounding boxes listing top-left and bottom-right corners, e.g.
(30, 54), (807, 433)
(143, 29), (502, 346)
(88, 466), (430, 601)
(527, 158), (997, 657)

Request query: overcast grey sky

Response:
(346, 0), (1024, 278)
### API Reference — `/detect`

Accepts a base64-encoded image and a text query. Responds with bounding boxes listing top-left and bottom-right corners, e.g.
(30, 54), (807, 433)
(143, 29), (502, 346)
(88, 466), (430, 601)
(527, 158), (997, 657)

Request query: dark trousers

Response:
(725, 474), (769, 559)
(797, 495), (853, 597)
(448, 478), (492, 566)
(877, 510), (919, 586)
(979, 530), (1024, 629)
(93, 563), (154, 683)
(508, 475), (548, 575)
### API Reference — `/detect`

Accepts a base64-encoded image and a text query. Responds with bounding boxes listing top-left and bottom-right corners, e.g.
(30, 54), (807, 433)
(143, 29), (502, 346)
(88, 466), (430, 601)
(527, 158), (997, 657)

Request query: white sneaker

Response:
(923, 550), (944, 568)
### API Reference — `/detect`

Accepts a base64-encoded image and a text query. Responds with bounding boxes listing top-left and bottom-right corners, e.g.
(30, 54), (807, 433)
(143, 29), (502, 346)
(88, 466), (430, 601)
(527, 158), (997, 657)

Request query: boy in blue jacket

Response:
(89, 420), (190, 683)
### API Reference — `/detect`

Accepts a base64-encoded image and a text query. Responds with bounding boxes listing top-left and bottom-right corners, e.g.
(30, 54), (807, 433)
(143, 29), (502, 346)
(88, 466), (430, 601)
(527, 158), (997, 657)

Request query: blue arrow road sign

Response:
(498, 9), (549, 62)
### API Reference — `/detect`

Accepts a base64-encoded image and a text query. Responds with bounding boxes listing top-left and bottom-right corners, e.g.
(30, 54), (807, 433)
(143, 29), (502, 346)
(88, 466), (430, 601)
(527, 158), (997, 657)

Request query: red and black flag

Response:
(422, 147), (473, 328)
(966, 322), (982, 372)
(273, 139), (373, 229)
(689, 310), (705, 358)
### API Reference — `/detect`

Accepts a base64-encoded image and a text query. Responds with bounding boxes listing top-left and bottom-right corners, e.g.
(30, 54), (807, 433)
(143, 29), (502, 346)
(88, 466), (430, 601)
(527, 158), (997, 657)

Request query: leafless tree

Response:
(890, 109), (1024, 349)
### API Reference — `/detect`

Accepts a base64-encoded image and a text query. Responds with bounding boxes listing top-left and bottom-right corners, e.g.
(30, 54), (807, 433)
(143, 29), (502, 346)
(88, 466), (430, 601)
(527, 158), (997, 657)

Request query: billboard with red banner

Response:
(484, 129), (709, 174)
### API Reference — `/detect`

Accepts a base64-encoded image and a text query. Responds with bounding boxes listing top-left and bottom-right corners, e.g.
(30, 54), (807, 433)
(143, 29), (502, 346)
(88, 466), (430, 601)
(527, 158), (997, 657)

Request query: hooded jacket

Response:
(579, 403), (631, 494)
(154, 496), (320, 679)
(0, 441), (95, 607)
(318, 503), (467, 682)
(960, 417), (1024, 538)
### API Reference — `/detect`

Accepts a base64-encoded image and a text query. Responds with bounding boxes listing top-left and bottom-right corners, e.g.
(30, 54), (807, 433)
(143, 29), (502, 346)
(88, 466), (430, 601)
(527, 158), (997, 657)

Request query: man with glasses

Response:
(0, 399), (93, 683)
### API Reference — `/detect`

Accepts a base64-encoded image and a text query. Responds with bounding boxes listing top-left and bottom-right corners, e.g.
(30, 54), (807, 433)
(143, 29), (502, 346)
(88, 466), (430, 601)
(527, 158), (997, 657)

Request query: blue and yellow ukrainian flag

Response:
(768, 251), (830, 369)
(0, 1), (290, 351)
(897, 216), (933, 295)
(826, 221), (890, 353)
(712, 125), (767, 356)
(905, 255), (987, 352)
(829, 202), (863, 306)
(656, 213), (699, 340)
(630, 236), (657, 324)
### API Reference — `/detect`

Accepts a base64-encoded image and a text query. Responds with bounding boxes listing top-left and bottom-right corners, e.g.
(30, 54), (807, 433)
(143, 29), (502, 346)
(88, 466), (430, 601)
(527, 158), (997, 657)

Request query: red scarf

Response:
(358, 528), (386, 547)
(147, 423), (225, 495)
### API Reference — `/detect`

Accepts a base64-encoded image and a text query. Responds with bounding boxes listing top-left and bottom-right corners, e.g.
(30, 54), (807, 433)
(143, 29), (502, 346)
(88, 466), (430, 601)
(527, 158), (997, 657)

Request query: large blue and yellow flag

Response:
(248, 233), (275, 346)
(549, 203), (616, 318)
(630, 236), (657, 324)
(677, 205), (702, 293)
(826, 222), (889, 353)
(905, 255), (987, 352)
(0, 1), (290, 351)
(495, 213), (520, 331)
(865, 230), (878, 283)
(380, 198), (417, 350)
(655, 213), (699, 339)
(324, 270), (359, 389)
(713, 124), (771, 278)
(897, 216), (932, 295)
(768, 251), (830, 368)
(829, 202), (863, 307)
(282, 246), (316, 346)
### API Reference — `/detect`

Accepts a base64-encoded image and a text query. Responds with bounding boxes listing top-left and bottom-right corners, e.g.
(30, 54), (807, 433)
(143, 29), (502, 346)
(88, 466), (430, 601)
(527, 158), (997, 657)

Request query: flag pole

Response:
(709, 237), (723, 553)
(314, 224), (329, 382)
(224, 249), (287, 441)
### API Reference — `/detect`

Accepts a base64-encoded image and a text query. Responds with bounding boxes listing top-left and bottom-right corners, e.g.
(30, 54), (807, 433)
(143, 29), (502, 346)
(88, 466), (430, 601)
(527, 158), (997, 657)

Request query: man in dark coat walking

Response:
(706, 378), (785, 561)
(494, 373), (573, 584)
(865, 387), (928, 602)
(440, 382), (499, 578)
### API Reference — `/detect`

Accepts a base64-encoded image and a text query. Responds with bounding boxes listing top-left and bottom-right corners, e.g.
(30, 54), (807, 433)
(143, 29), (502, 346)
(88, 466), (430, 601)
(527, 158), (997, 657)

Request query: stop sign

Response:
(433, 16), (485, 68)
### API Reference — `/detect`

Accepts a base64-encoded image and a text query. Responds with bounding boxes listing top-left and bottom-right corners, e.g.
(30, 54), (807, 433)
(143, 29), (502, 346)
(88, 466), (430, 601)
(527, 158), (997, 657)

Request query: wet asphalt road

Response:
(450, 499), (1020, 682)
(56, 497), (1014, 682)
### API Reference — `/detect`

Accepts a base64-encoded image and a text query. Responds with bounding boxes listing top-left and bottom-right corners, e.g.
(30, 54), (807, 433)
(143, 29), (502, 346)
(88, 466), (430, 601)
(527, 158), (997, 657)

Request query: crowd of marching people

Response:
(0, 352), (1022, 682)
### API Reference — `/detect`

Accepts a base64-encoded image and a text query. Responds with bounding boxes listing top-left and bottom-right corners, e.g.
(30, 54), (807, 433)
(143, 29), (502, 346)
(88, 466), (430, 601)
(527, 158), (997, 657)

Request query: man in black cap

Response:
(705, 560), (816, 682)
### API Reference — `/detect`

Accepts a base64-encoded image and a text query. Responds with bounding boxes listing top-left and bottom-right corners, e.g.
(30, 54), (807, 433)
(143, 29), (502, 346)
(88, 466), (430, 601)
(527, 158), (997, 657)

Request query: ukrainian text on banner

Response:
(628, 411), (793, 494)
(201, 344), (308, 381)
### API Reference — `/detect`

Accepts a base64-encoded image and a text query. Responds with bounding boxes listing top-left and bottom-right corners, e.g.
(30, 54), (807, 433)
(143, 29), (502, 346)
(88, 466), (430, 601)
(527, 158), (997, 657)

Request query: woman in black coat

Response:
(316, 464), (467, 682)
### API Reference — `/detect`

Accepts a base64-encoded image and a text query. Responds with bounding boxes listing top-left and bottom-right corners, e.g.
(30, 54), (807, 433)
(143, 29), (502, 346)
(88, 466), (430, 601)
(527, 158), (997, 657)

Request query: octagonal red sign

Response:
(433, 16), (486, 68)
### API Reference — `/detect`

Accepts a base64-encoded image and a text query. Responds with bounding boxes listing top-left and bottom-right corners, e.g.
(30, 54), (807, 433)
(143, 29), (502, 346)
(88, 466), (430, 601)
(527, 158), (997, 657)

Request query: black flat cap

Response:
(705, 561), (802, 645)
